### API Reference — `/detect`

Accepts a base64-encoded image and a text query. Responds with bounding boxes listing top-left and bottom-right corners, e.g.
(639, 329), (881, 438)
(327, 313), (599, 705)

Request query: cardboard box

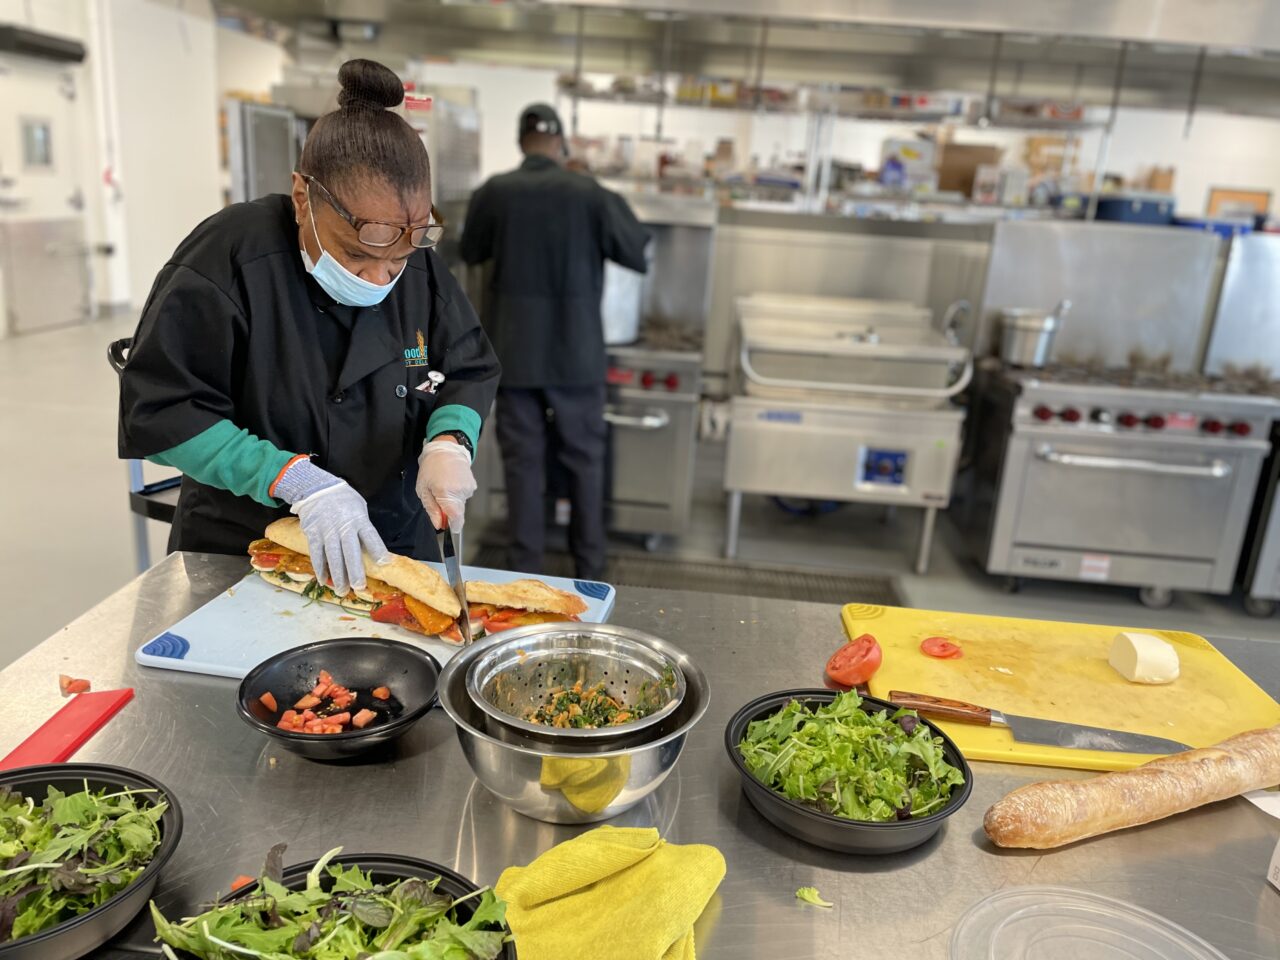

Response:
(938, 144), (1005, 196)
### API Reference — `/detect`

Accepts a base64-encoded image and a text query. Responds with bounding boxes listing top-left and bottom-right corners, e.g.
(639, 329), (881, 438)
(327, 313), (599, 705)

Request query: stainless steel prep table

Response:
(3, 553), (1277, 960)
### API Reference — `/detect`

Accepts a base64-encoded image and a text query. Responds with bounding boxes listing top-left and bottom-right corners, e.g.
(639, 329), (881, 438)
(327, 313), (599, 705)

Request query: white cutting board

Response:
(135, 567), (616, 679)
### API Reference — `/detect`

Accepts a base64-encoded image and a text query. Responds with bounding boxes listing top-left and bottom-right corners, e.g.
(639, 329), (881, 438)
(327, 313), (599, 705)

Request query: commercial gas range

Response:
(965, 362), (1278, 607)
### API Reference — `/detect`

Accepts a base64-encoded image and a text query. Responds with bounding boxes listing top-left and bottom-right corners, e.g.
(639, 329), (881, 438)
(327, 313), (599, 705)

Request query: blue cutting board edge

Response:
(135, 565), (617, 679)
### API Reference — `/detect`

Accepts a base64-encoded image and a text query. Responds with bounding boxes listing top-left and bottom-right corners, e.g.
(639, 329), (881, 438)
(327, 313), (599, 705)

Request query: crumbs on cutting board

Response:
(278, 610), (295, 617)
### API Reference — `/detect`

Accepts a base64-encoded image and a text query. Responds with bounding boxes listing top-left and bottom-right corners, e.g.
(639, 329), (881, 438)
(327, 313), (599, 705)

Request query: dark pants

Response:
(495, 385), (607, 580)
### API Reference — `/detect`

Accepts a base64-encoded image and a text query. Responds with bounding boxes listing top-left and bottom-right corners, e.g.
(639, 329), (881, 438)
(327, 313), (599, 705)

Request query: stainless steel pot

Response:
(1000, 299), (1071, 368)
(438, 624), (709, 824)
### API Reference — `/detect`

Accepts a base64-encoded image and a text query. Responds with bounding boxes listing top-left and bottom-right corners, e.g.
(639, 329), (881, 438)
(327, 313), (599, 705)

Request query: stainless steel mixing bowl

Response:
(439, 624), (709, 824)
(465, 623), (686, 743)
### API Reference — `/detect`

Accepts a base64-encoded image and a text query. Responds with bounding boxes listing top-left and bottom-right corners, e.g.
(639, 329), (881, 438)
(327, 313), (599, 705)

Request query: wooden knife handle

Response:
(888, 691), (993, 726)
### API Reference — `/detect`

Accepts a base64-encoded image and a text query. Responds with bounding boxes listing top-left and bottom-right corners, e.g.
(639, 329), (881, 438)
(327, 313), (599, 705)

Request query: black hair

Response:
(298, 59), (430, 201)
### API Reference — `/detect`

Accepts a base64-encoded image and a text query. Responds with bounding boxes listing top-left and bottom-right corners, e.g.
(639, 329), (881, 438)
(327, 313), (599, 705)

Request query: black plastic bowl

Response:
(725, 689), (973, 854)
(237, 638), (441, 760)
(166, 852), (515, 960)
(0, 763), (183, 960)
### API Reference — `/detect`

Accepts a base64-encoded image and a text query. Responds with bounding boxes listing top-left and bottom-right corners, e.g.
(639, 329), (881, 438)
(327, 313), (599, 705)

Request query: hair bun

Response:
(337, 58), (405, 112)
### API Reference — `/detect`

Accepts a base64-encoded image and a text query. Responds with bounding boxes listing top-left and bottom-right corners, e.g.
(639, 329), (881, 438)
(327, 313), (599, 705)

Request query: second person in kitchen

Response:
(461, 103), (650, 580)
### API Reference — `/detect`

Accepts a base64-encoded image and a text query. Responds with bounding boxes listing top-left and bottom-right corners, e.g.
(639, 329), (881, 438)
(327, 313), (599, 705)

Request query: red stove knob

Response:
(1117, 412), (1139, 428)
(1201, 418), (1224, 434)
(664, 373), (679, 391)
(640, 371), (656, 389)
(1032, 405), (1054, 421)
(1229, 421), (1253, 437)
(1059, 407), (1082, 423)
(1144, 414), (1166, 430)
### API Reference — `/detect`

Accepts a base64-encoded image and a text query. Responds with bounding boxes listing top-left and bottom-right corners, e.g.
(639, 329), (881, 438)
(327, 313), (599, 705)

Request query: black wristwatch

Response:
(432, 429), (474, 458)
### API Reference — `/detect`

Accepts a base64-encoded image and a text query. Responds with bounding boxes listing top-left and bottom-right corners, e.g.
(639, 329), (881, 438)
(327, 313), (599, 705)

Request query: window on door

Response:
(21, 118), (53, 168)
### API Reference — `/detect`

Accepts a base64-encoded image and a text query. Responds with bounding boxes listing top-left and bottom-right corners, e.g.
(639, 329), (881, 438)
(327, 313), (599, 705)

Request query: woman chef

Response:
(118, 60), (500, 597)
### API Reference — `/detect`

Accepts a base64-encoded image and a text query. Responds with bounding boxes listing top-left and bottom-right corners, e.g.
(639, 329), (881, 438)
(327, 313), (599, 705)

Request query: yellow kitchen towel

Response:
(539, 755), (632, 813)
(495, 826), (726, 960)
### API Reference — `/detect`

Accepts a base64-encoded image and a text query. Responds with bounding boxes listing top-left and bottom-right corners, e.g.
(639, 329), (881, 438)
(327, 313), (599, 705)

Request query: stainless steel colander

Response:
(464, 623), (687, 742)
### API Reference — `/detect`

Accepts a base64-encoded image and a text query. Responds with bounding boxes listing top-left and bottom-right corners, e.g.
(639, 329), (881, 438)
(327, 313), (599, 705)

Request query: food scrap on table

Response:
(796, 886), (833, 908)
(57, 674), (90, 696)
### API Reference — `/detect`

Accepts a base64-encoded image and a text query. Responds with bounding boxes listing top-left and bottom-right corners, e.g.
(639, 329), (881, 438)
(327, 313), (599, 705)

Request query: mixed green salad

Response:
(738, 691), (965, 822)
(0, 782), (166, 943)
(152, 845), (509, 960)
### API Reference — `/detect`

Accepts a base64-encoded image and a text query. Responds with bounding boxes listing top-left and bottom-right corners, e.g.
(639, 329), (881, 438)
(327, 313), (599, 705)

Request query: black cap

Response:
(519, 103), (564, 139)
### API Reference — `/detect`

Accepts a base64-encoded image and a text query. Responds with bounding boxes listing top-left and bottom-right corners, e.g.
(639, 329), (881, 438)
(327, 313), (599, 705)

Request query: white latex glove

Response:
(417, 439), (476, 531)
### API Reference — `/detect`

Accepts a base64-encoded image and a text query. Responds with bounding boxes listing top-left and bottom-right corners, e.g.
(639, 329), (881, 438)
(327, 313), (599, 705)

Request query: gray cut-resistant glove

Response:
(274, 458), (390, 596)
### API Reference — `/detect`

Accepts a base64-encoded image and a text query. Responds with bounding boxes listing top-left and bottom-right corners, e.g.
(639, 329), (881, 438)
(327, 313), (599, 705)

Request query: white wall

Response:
(216, 25), (287, 99)
(410, 61), (557, 180)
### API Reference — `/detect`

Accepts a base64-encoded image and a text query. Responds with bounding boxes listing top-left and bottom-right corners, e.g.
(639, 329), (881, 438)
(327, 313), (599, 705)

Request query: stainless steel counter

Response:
(2, 553), (1277, 959)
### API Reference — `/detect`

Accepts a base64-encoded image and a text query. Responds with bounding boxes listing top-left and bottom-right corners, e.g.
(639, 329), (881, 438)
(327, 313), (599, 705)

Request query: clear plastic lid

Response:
(950, 886), (1229, 960)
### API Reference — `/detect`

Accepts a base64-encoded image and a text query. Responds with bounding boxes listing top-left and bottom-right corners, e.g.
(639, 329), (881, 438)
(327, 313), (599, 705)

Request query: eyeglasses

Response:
(303, 174), (445, 249)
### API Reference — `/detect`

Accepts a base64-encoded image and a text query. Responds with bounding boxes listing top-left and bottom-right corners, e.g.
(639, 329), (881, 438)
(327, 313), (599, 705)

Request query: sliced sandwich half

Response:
(247, 517), (463, 639)
(467, 578), (588, 633)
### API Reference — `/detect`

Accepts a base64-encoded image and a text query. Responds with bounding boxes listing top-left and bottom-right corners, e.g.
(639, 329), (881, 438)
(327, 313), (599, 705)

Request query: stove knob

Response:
(1059, 407), (1082, 423)
(1144, 414), (1166, 430)
(1117, 412), (1139, 428)
(1090, 408), (1113, 425)
(1201, 418), (1224, 435)
(664, 373), (679, 391)
(1032, 404), (1054, 421)
(1229, 421), (1253, 437)
(640, 371), (656, 389)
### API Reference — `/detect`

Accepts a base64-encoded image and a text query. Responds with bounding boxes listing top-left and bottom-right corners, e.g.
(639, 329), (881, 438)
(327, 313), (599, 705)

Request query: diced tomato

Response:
(324, 712), (351, 725)
(304, 719), (323, 733)
(318, 670), (334, 685)
(294, 694), (321, 709)
(231, 874), (255, 891)
(311, 682), (330, 698)
(276, 719), (294, 730)
(258, 691), (278, 712)
(921, 636), (964, 659)
(279, 709), (298, 723)
(825, 634), (883, 687)
(322, 725), (343, 734)
(372, 686), (391, 700)
(301, 709), (317, 722)
(352, 709), (378, 729)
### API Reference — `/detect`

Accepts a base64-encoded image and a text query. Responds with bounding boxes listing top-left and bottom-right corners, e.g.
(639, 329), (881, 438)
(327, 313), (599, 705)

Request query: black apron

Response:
(118, 195), (500, 560)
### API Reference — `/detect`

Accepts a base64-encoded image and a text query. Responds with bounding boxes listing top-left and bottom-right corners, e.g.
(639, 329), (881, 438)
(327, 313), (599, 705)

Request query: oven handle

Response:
(739, 341), (973, 399)
(1035, 445), (1233, 479)
(604, 407), (671, 431)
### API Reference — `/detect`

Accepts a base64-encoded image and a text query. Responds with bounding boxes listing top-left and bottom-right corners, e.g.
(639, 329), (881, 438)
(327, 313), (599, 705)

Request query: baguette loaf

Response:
(466, 578), (588, 616)
(264, 517), (460, 618)
(984, 724), (1280, 849)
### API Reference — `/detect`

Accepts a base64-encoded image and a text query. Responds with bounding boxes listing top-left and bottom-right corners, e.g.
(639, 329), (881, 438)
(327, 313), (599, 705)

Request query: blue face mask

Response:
(300, 190), (404, 307)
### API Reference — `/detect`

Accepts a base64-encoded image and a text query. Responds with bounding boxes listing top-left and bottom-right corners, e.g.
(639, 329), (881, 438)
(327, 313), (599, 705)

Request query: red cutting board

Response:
(0, 689), (134, 770)
(843, 603), (1280, 772)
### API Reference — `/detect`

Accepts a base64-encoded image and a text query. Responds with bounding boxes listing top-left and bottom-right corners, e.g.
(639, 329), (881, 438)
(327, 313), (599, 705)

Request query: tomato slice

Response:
(371, 596), (408, 624)
(921, 636), (964, 659)
(825, 634), (883, 687)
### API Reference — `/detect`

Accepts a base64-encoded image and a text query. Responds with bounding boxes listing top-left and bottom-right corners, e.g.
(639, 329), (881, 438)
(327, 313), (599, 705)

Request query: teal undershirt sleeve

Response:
(426, 404), (482, 455)
(148, 419), (297, 507)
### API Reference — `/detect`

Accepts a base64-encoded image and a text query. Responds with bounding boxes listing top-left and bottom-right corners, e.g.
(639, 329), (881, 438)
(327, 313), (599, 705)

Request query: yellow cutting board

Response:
(843, 603), (1280, 772)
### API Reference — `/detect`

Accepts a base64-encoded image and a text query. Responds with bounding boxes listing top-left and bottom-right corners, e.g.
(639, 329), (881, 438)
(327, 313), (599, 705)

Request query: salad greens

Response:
(151, 845), (509, 960)
(795, 886), (832, 908)
(0, 782), (166, 943)
(738, 691), (965, 822)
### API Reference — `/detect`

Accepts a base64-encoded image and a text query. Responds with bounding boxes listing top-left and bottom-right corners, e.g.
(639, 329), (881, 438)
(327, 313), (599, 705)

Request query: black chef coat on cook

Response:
(460, 155), (649, 388)
(118, 194), (501, 559)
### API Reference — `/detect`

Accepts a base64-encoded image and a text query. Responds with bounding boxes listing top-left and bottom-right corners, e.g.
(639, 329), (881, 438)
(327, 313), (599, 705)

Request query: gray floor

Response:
(3, 317), (1279, 671)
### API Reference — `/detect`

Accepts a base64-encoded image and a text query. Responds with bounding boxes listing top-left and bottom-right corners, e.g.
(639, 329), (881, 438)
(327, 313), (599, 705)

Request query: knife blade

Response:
(887, 690), (1191, 755)
(436, 521), (472, 645)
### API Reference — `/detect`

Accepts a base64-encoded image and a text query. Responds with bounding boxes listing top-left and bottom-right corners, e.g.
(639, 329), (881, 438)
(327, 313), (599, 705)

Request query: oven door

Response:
(606, 389), (695, 513)
(1007, 436), (1252, 560)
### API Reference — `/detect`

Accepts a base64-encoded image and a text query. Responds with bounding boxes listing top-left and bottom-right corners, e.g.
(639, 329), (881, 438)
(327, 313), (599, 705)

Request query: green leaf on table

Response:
(796, 886), (833, 908)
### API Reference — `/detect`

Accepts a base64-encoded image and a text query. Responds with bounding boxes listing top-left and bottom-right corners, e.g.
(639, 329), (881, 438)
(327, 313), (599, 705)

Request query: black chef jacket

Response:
(460, 155), (649, 388)
(118, 194), (501, 559)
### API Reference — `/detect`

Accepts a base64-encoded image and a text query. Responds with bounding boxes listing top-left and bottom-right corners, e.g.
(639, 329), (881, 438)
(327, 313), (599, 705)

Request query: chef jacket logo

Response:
(404, 330), (429, 367)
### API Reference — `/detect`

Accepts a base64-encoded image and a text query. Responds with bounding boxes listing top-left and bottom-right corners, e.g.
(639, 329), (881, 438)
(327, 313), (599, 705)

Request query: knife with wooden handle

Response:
(888, 690), (1191, 755)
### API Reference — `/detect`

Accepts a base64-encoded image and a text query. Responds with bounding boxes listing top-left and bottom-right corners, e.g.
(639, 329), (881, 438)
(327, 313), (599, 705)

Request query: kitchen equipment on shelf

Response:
(438, 623), (708, 824)
(236, 638), (441, 761)
(0, 764), (183, 960)
(0, 689), (134, 770)
(724, 294), (972, 574)
(847, 603), (1280, 772)
(465, 627), (686, 743)
(962, 361), (1278, 607)
(999, 299), (1071, 368)
(723, 689), (972, 854)
(887, 691), (1191, 755)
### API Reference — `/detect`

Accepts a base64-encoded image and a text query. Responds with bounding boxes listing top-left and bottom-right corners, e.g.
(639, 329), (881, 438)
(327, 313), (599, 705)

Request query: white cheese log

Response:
(1109, 631), (1179, 684)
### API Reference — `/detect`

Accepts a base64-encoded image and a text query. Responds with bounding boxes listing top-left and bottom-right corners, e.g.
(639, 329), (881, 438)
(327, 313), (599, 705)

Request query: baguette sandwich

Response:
(247, 519), (590, 642)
